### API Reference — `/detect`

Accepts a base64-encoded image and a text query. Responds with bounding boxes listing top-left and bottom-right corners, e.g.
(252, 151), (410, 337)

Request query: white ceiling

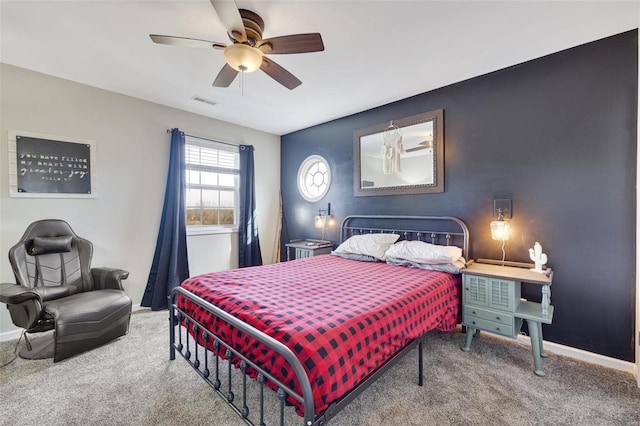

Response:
(1, 1), (638, 136)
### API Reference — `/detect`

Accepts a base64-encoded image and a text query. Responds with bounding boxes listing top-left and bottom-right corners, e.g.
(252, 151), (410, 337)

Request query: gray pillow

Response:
(385, 256), (466, 274)
(331, 251), (379, 262)
(30, 236), (73, 255)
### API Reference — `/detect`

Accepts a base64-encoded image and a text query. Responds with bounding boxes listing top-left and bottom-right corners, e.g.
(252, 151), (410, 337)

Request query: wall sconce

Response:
(314, 203), (335, 241)
(490, 199), (512, 264)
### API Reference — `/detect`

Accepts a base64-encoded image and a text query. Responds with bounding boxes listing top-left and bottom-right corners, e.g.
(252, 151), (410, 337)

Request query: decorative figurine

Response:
(528, 242), (547, 273)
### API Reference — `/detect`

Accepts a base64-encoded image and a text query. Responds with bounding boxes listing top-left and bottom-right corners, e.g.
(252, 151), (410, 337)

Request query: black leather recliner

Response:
(0, 219), (132, 362)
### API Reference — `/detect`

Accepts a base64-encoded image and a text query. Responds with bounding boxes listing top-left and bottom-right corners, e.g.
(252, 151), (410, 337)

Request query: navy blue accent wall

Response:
(281, 30), (638, 361)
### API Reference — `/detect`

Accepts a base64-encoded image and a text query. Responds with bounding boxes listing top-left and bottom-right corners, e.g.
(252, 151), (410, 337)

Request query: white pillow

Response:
(333, 233), (400, 260)
(385, 240), (462, 265)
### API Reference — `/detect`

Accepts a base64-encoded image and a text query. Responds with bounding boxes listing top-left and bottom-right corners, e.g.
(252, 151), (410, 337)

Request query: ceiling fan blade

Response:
(258, 33), (324, 54)
(150, 34), (225, 50)
(260, 57), (302, 90)
(210, 0), (246, 42)
(212, 64), (239, 87)
(405, 146), (428, 153)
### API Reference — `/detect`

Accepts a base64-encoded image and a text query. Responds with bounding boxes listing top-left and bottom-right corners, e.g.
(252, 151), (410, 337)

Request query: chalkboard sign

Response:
(9, 130), (97, 198)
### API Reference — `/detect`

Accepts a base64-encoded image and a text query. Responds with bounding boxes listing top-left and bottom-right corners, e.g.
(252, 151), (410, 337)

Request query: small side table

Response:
(285, 240), (333, 261)
(461, 260), (554, 376)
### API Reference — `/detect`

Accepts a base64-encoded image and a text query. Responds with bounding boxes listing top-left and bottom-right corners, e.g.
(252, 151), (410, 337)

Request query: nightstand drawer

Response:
(463, 305), (513, 326)
(464, 315), (516, 338)
(295, 246), (332, 258)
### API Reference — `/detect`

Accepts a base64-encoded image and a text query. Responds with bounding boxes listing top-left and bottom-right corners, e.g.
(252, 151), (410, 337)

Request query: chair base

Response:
(19, 331), (55, 360)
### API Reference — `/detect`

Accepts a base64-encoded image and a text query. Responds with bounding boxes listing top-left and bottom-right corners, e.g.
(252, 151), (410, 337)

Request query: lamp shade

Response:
(490, 219), (510, 241)
(224, 44), (263, 72)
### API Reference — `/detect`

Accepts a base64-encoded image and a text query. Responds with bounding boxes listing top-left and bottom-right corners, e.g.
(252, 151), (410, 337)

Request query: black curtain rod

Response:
(166, 129), (239, 148)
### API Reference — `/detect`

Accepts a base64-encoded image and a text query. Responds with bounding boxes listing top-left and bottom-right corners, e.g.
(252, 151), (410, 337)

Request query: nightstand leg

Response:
(527, 319), (545, 377)
(462, 327), (475, 352)
(537, 321), (548, 358)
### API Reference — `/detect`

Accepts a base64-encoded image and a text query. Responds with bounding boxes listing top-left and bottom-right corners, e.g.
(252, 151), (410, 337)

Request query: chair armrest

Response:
(0, 282), (39, 305)
(91, 267), (130, 291)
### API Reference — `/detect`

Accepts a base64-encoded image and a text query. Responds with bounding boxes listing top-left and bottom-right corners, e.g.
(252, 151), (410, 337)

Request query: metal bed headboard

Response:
(340, 215), (470, 261)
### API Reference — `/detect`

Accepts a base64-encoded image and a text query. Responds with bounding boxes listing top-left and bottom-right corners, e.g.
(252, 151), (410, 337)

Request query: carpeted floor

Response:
(1, 309), (639, 426)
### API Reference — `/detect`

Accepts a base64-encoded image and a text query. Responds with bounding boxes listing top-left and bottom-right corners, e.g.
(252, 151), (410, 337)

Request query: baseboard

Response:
(0, 328), (22, 343)
(488, 331), (635, 375)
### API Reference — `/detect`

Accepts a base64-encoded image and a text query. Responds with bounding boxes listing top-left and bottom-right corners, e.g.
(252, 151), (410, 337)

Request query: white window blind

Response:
(184, 136), (239, 229)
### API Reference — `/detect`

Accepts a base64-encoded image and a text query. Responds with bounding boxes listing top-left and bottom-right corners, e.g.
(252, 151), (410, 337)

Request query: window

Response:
(185, 136), (239, 230)
(297, 155), (331, 202)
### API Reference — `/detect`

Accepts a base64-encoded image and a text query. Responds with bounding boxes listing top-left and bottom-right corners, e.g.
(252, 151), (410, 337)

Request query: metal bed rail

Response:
(169, 287), (427, 426)
(318, 338), (425, 423)
(169, 286), (316, 425)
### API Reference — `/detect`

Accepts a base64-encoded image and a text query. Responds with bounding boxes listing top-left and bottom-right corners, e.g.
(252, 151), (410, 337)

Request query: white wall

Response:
(0, 64), (280, 336)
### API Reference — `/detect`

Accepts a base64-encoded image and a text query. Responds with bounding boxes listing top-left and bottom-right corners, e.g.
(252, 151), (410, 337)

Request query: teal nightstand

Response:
(461, 260), (554, 376)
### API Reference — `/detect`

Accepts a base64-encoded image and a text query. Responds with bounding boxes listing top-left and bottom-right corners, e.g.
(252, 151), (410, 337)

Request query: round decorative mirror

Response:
(297, 155), (331, 202)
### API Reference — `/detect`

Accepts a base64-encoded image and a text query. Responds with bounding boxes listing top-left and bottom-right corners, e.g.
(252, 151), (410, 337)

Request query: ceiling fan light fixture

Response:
(224, 44), (263, 72)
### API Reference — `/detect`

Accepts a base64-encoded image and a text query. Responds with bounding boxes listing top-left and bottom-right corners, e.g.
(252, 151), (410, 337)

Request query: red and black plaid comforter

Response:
(179, 254), (461, 415)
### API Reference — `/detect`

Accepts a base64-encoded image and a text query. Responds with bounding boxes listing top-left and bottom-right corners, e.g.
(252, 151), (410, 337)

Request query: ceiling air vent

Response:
(191, 96), (218, 107)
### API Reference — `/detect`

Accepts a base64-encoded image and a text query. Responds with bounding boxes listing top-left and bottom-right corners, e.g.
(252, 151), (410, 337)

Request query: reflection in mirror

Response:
(354, 109), (443, 196)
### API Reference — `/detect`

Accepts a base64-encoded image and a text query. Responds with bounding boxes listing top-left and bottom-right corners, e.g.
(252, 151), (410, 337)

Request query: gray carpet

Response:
(1, 309), (639, 426)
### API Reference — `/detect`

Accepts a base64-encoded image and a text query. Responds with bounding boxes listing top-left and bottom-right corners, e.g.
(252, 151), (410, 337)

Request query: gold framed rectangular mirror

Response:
(353, 109), (444, 196)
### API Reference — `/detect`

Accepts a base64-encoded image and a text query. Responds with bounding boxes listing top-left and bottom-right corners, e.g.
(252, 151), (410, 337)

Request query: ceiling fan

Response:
(150, 0), (324, 90)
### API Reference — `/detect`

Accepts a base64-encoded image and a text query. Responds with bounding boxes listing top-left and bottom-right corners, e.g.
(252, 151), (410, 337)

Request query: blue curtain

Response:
(238, 145), (263, 267)
(141, 128), (190, 310)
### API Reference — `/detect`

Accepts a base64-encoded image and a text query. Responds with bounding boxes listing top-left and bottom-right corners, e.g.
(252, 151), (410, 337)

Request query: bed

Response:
(169, 215), (469, 425)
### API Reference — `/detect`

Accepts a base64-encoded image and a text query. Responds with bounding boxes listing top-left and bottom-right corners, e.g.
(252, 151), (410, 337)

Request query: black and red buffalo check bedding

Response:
(179, 254), (461, 415)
